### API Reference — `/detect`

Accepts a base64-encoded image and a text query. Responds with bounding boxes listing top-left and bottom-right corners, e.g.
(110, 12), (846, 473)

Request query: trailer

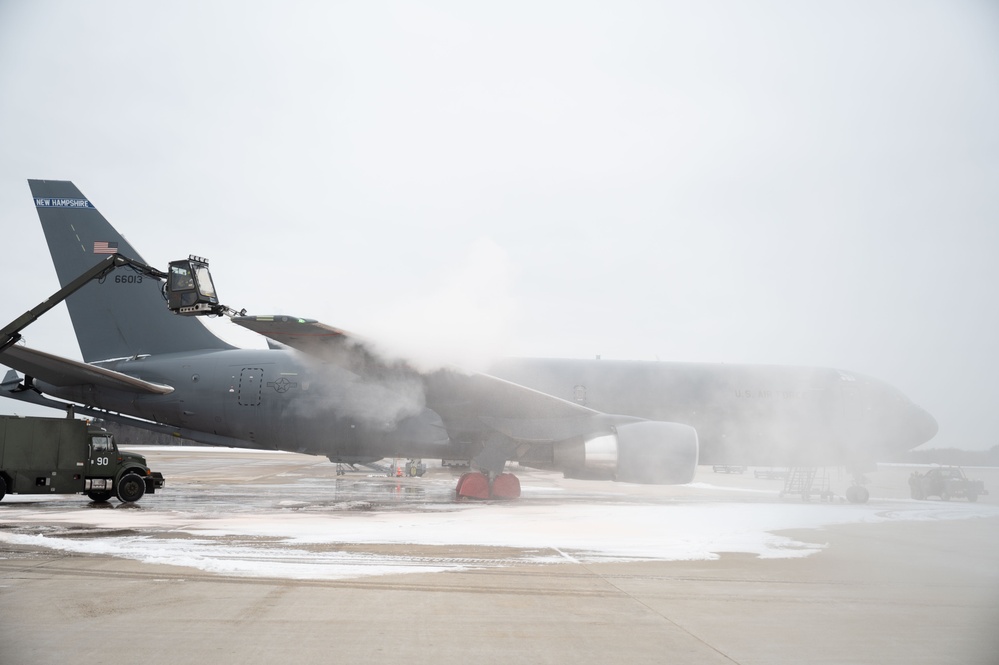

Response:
(0, 415), (164, 503)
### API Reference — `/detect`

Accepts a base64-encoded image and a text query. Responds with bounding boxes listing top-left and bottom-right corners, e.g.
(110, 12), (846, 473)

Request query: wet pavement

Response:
(2, 449), (998, 664)
(2, 448), (998, 581)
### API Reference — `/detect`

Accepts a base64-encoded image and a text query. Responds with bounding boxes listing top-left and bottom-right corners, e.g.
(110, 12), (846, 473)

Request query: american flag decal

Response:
(93, 241), (119, 254)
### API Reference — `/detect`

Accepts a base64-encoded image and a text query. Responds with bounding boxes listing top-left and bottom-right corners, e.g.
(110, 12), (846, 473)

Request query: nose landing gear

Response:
(845, 483), (870, 504)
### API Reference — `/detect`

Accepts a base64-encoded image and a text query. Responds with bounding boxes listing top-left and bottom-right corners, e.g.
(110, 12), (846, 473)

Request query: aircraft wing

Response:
(229, 316), (351, 351)
(232, 315), (612, 443)
(231, 316), (377, 374)
(0, 344), (174, 395)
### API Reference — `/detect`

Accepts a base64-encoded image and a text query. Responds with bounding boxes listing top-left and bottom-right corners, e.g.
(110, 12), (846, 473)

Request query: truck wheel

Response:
(116, 473), (146, 503)
(968, 492), (978, 503)
(0, 476), (6, 502)
(87, 491), (113, 502)
(940, 490), (950, 502)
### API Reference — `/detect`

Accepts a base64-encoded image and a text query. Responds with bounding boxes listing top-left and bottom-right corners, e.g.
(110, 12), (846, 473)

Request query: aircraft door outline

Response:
(238, 368), (264, 406)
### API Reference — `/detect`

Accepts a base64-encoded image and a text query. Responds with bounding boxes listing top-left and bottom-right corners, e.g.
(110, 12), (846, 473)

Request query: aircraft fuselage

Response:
(487, 358), (938, 466)
(36, 348), (454, 461)
(33, 348), (937, 468)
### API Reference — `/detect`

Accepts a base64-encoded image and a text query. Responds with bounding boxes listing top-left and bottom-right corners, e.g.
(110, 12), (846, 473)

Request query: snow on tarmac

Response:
(2, 486), (997, 581)
(0, 462), (999, 579)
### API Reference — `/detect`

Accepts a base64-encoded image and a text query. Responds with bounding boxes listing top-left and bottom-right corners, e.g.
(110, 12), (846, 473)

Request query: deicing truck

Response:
(0, 415), (164, 503)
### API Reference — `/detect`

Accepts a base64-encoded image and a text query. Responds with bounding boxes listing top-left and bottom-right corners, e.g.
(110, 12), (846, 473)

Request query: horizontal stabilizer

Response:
(0, 345), (174, 394)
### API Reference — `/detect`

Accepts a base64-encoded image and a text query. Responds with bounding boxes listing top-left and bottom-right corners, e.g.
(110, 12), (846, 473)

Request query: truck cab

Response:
(82, 431), (164, 502)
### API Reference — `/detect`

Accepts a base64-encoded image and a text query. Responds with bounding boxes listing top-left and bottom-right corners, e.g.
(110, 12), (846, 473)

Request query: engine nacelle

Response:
(553, 421), (699, 484)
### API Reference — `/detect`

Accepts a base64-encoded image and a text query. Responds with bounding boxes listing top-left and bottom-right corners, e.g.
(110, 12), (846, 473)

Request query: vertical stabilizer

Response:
(28, 180), (233, 362)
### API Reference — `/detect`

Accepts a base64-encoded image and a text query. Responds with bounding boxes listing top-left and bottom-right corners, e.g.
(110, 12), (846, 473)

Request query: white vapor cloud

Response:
(357, 237), (518, 373)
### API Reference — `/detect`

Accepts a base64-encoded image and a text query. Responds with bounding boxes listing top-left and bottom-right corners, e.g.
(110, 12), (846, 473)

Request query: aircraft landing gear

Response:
(455, 472), (521, 500)
(845, 469), (870, 504)
(845, 484), (870, 504)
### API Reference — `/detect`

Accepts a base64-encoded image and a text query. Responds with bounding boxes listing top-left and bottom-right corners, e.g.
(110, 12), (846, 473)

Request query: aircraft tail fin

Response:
(27, 179), (233, 362)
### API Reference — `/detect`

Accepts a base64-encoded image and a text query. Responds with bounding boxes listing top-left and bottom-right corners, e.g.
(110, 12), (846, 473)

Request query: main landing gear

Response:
(455, 472), (521, 500)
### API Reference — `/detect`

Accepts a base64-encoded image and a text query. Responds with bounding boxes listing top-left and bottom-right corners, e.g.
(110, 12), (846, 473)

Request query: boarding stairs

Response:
(780, 466), (835, 501)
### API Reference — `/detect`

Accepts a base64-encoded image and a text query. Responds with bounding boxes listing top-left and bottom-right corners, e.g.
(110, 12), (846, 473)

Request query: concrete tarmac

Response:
(1, 450), (998, 665)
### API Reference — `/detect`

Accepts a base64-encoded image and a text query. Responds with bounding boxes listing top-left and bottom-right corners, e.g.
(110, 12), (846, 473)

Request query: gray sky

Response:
(1, 1), (997, 449)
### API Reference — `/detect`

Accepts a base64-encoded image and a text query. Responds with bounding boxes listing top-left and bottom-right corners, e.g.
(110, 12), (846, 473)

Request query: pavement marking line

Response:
(550, 546), (580, 563)
(562, 554), (744, 664)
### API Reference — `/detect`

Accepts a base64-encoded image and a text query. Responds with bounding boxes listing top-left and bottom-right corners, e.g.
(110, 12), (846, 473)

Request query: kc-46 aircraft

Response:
(1, 180), (938, 501)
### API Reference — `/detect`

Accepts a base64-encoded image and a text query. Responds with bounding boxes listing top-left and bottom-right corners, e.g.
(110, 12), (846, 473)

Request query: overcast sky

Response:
(1, 1), (997, 450)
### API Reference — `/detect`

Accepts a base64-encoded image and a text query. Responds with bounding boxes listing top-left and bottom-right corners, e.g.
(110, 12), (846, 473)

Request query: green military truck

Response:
(0, 415), (164, 503)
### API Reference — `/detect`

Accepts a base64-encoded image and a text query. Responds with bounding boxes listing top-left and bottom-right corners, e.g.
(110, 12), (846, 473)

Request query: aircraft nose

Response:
(910, 404), (938, 447)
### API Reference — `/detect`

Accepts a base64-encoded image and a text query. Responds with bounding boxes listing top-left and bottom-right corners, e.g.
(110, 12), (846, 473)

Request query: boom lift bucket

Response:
(167, 256), (221, 316)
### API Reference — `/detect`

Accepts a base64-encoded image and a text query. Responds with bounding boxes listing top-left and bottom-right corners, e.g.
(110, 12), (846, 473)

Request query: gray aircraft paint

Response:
(1, 181), (938, 480)
(27, 179), (232, 362)
(486, 358), (937, 466)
